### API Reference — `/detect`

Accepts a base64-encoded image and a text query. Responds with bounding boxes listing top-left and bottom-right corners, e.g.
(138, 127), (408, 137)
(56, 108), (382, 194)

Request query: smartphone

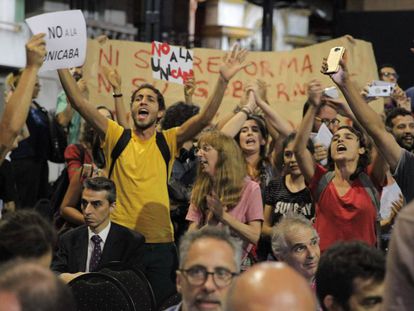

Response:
(367, 85), (392, 97)
(326, 47), (345, 74)
(323, 86), (339, 99)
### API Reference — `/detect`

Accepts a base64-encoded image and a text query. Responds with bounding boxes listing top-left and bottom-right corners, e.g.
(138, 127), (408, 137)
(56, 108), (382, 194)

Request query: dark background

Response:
(335, 10), (414, 90)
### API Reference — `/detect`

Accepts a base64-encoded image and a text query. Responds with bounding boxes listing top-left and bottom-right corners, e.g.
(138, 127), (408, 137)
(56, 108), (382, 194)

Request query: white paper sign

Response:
(25, 10), (87, 72)
(314, 123), (333, 149)
(150, 41), (194, 85)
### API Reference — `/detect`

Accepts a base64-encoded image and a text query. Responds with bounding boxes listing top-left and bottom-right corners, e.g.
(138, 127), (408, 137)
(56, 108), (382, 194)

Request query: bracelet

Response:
(240, 107), (251, 117)
(112, 93), (123, 98)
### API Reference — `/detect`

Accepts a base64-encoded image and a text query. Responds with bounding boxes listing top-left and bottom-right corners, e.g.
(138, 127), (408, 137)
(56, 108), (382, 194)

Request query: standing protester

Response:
(57, 44), (249, 304)
(186, 130), (263, 269)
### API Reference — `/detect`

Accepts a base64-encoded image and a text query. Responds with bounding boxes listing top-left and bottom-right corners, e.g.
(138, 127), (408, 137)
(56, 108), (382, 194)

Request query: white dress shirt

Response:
(85, 222), (111, 272)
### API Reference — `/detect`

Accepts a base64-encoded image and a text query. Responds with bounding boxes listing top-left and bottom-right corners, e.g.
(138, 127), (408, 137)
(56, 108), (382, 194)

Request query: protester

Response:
(0, 34), (46, 165)
(57, 43), (249, 304)
(186, 130), (263, 269)
(293, 80), (386, 252)
(321, 53), (414, 203)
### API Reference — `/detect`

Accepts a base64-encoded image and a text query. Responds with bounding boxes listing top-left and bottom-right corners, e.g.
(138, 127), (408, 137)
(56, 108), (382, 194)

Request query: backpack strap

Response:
(155, 131), (171, 183)
(358, 172), (382, 249)
(74, 144), (86, 164)
(108, 129), (132, 179)
(314, 171), (335, 202)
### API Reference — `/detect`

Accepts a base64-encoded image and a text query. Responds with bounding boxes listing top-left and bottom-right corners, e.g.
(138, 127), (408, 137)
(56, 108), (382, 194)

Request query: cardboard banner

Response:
(83, 36), (381, 125)
(151, 41), (194, 84)
(26, 10), (87, 72)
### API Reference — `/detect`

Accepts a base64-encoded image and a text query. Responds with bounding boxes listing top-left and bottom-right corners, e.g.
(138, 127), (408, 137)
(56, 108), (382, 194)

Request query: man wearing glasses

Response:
(378, 64), (411, 112)
(166, 227), (241, 311)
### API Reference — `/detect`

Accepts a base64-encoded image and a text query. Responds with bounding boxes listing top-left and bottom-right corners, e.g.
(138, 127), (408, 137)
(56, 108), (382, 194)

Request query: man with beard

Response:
(166, 227), (241, 311)
(385, 107), (414, 152)
(57, 44), (249, 305)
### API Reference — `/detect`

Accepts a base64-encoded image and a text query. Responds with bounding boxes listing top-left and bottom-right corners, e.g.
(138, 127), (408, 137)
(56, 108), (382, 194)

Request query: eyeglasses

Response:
(381, 72), (399, 79)
(314, 117), (340, 127)
(194, 144), (214, 153)
(179, 265), (238, 288)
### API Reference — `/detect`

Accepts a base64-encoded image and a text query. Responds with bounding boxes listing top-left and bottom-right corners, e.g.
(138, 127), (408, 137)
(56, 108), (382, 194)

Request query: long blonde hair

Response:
(191, 130), (247, 215)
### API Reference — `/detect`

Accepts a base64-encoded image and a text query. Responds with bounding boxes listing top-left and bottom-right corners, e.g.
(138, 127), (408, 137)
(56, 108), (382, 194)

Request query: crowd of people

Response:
(1, 32), (414, 311)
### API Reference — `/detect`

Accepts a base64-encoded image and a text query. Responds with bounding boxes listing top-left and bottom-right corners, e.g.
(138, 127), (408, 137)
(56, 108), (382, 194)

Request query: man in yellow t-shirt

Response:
(57, 43), (249, 305)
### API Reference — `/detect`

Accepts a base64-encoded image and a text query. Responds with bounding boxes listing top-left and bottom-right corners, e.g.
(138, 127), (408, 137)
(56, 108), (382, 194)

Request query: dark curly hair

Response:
(327, 125), (370, 180)
(316, 241), (385, 311)
(130, 83), (165, 110)
(161, 101), (200, 130)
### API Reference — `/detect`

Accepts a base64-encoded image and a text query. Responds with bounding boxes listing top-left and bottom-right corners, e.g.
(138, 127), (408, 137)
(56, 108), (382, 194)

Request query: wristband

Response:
(112, 93), (123, 98)
(240, 107), (251, 117)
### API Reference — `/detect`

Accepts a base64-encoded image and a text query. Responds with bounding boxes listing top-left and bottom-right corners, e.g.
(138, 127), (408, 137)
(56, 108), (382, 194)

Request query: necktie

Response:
(89, 235), (102, 272)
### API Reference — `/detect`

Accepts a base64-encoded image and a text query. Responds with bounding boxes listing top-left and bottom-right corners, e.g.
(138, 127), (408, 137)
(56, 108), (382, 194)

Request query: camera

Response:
(367, 85), (392, 97)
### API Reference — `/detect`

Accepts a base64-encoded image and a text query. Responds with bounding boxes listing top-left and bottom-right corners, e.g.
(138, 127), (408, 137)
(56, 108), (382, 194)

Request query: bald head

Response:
(225, 262), (316, 311)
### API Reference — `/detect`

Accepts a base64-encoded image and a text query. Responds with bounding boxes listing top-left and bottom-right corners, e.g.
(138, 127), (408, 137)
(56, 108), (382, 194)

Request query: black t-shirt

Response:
(0, 159), (17, 203)
(265, 176), (314, 226)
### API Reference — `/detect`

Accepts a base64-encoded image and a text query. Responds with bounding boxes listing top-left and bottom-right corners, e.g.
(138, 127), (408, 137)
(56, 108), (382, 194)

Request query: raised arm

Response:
(57, 69), (108, 138)
(176, 44), (249, 145)
(220, 91), (257, 137)
(184, 75), (196, 105)
(321, 57), (402, 171)
(293, 80), (322, 183)
(0, 34), (46, 161)
(102, 66), (129, 128)
(251, 89), (294, 138)
(59, 170), (85, 226)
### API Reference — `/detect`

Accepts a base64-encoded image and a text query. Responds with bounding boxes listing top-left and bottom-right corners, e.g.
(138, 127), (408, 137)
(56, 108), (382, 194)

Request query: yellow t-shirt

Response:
(102, 120), (178, 243)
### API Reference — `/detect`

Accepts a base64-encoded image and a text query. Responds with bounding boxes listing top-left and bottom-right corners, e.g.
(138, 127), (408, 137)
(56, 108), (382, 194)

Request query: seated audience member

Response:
(0, 210), (56, 268)
(0, 261), (76, 311)
(316, 241), (385, 311)
(383, 199), (414, 311)
(51, 177), (145, 283)
(186, 130), (263, 269)
(293, 80), (386, 252)
(166, 226), (241, 311)
(271, 213), (320, 285)
(0, 34), (46, 165)
(225, 262), (316, 311)
(321, 55), (414, 204)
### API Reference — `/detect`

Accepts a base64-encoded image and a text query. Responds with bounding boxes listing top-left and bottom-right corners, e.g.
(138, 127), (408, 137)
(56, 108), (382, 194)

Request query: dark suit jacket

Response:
(51, 222), (145, 273)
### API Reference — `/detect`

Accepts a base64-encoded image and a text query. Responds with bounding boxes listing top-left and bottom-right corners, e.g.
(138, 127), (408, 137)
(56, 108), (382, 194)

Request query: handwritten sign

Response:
(83, 36), (382, 125)
(150, 41), (194, 85)
(25, 10), (87, 72)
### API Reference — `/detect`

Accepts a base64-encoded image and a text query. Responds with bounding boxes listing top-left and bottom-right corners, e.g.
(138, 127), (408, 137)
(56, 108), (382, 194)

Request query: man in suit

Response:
(51, 177), (145, 283)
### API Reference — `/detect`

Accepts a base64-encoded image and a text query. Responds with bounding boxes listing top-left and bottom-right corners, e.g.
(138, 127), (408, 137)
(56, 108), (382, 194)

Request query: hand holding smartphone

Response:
(326, 47), (346, 74)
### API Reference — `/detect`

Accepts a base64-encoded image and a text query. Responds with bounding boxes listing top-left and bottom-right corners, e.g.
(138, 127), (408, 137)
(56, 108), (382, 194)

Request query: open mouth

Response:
(137, 108), (149, 120)
(196, 298), (221, 309)
(245, 138), (256, 145)
(336, 144), (347, 152)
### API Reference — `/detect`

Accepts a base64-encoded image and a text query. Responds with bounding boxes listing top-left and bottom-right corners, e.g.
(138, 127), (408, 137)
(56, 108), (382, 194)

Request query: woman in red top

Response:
(292, 80), (387, 252)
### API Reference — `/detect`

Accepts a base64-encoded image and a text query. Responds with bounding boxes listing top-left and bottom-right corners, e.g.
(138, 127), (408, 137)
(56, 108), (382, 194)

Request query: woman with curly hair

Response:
(292, 79), (387, 252)
(186, 130), (263, 268)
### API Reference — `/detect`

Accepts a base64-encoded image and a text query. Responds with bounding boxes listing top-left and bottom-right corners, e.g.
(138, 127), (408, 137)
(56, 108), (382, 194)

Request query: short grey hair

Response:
(179, 226), (242, 272)
(271, 213), (318, 259)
